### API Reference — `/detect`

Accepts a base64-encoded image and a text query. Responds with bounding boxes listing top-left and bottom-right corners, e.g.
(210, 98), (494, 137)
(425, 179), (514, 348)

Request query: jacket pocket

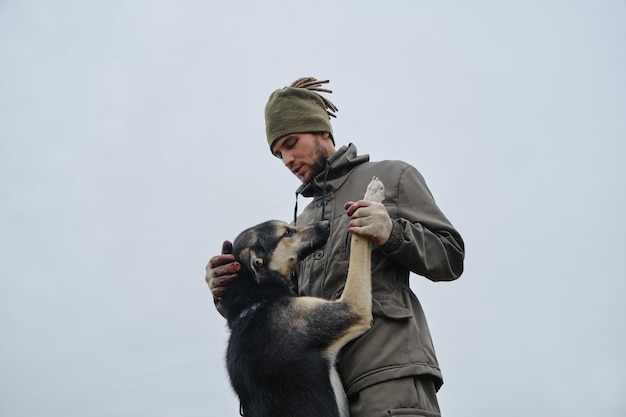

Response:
(388, 408), (440, 417)
(372, 297), (413, 319)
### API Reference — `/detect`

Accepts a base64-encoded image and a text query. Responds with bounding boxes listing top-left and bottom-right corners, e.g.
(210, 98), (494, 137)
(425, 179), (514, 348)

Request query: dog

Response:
(218, 177), (385, 417)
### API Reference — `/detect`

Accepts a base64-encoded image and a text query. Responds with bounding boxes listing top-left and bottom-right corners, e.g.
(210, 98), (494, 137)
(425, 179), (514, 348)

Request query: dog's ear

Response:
(246, 247), (266, 284)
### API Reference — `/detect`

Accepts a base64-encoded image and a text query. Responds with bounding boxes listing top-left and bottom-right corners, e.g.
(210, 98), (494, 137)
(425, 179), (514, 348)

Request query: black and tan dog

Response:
(218, 177), (385, 417)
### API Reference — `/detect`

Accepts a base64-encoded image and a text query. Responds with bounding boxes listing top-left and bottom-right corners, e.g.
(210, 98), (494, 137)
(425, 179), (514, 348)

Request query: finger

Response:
(352, 200), (375, 216)
(356, 202), (387, 218)
(208, 253), (236, 269)
(211, 286), (225, 298)
(349, 214), (367, 232)
(210, 261), (240, 278)
(345, 201), (367, 216)
(221, 240), (233, 255)
(347, 224), (375, 239)
(348, 222), (382, 244)
(346, 204), (358, 216)
(349, 216), (362, 227)
(351, 207), (376, 221)
(209, 274), (237, 297)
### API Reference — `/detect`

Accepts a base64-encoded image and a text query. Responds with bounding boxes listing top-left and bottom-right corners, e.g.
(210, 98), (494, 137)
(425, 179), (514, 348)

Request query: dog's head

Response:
(232, 220), (330, 285)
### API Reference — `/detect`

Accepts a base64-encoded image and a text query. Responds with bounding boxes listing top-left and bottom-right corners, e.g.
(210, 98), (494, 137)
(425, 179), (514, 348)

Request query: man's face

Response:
(272, 133), (334, 184)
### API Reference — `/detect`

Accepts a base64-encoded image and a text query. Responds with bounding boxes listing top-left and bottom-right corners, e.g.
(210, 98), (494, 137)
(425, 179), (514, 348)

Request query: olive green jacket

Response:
(293, 143), (464, 395)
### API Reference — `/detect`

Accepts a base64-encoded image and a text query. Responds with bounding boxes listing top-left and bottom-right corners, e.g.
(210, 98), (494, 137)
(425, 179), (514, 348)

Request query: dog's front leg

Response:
(338, 177), (385, 340)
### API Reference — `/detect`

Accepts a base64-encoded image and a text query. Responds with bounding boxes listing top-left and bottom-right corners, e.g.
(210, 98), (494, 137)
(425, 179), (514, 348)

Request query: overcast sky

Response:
(1, 1), (625, 416)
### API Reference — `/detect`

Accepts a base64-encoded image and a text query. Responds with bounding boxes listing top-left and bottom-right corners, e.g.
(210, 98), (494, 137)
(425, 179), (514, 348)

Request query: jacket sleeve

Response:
(379, 164), (465, 281)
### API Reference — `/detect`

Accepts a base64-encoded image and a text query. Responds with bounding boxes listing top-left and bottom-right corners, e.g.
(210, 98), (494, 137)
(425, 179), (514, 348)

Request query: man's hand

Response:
(344, 200), (393, 246)
(205, 240), (240, 299)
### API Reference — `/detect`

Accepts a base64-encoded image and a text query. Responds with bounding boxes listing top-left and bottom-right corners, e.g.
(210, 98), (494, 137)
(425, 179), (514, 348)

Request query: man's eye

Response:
(285, 137), (298, 149)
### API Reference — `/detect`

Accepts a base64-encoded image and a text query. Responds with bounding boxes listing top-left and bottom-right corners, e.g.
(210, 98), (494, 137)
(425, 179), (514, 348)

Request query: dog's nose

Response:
(316, 220), (331, 235)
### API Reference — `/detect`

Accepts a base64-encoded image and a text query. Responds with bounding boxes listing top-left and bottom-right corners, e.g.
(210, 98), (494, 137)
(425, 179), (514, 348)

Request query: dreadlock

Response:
(289, 77), (338, 119)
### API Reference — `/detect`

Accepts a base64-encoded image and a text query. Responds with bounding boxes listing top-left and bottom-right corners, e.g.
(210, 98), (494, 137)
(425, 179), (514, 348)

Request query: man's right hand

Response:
(205, 240), (240, 299)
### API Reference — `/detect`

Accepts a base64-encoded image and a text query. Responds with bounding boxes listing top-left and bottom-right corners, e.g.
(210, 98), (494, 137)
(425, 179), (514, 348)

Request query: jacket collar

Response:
(297, 143), (370, 198)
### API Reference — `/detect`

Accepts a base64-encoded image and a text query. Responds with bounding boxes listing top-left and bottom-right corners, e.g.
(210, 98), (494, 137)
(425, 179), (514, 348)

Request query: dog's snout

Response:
(296, 220), (330, 259)
(317, 220), (330, 232)
(316, 220), (330, 240)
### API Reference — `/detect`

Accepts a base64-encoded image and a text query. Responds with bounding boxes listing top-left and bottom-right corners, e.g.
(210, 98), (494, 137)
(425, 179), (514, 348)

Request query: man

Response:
(206, 77), (465, 417)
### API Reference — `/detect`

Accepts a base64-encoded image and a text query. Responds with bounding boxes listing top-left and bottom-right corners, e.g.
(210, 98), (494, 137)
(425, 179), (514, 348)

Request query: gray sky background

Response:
(1, 1), (625, 416)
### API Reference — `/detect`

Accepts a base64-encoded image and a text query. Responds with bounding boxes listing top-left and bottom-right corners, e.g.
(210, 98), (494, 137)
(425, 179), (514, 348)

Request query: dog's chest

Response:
(227, 301), (311, 372)
(225, 301), (343, 415)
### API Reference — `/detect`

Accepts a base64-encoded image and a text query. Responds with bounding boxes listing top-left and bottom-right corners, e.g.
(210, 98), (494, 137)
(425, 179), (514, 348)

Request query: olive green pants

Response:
(348, 375), (441, 417)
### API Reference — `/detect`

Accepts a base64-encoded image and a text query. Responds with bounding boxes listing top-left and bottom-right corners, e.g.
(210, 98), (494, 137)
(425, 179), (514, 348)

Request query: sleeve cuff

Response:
(380, 219), (404, 254)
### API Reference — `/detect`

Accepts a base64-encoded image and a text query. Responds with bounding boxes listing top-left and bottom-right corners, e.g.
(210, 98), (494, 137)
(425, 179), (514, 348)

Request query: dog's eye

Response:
(283, 229), (292, 237)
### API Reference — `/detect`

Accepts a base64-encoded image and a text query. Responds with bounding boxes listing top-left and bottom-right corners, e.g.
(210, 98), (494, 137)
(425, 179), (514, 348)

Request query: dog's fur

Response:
(219, 177), (385, 417)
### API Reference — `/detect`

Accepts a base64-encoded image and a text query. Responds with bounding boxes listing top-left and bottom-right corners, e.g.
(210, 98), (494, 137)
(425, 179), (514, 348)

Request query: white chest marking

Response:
(329, 364), (348, 417)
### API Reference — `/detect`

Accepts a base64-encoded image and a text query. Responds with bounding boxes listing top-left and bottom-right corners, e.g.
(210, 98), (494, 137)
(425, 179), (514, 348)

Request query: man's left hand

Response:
(344, 200), (393, 245)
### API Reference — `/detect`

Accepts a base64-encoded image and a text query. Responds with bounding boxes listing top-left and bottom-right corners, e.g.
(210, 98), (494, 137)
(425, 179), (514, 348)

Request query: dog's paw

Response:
(364, 176), (385, 203)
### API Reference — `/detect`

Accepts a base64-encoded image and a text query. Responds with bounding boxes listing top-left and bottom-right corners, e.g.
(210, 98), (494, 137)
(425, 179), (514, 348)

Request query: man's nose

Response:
(282, 151), (295, 167)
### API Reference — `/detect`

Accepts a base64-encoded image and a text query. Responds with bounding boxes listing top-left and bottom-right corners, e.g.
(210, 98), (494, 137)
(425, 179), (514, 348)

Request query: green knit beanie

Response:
(264, 77), (337, 152)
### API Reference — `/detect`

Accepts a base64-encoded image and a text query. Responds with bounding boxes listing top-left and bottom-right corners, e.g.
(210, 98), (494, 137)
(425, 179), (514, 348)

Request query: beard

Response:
(302, 140), (333, 184)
